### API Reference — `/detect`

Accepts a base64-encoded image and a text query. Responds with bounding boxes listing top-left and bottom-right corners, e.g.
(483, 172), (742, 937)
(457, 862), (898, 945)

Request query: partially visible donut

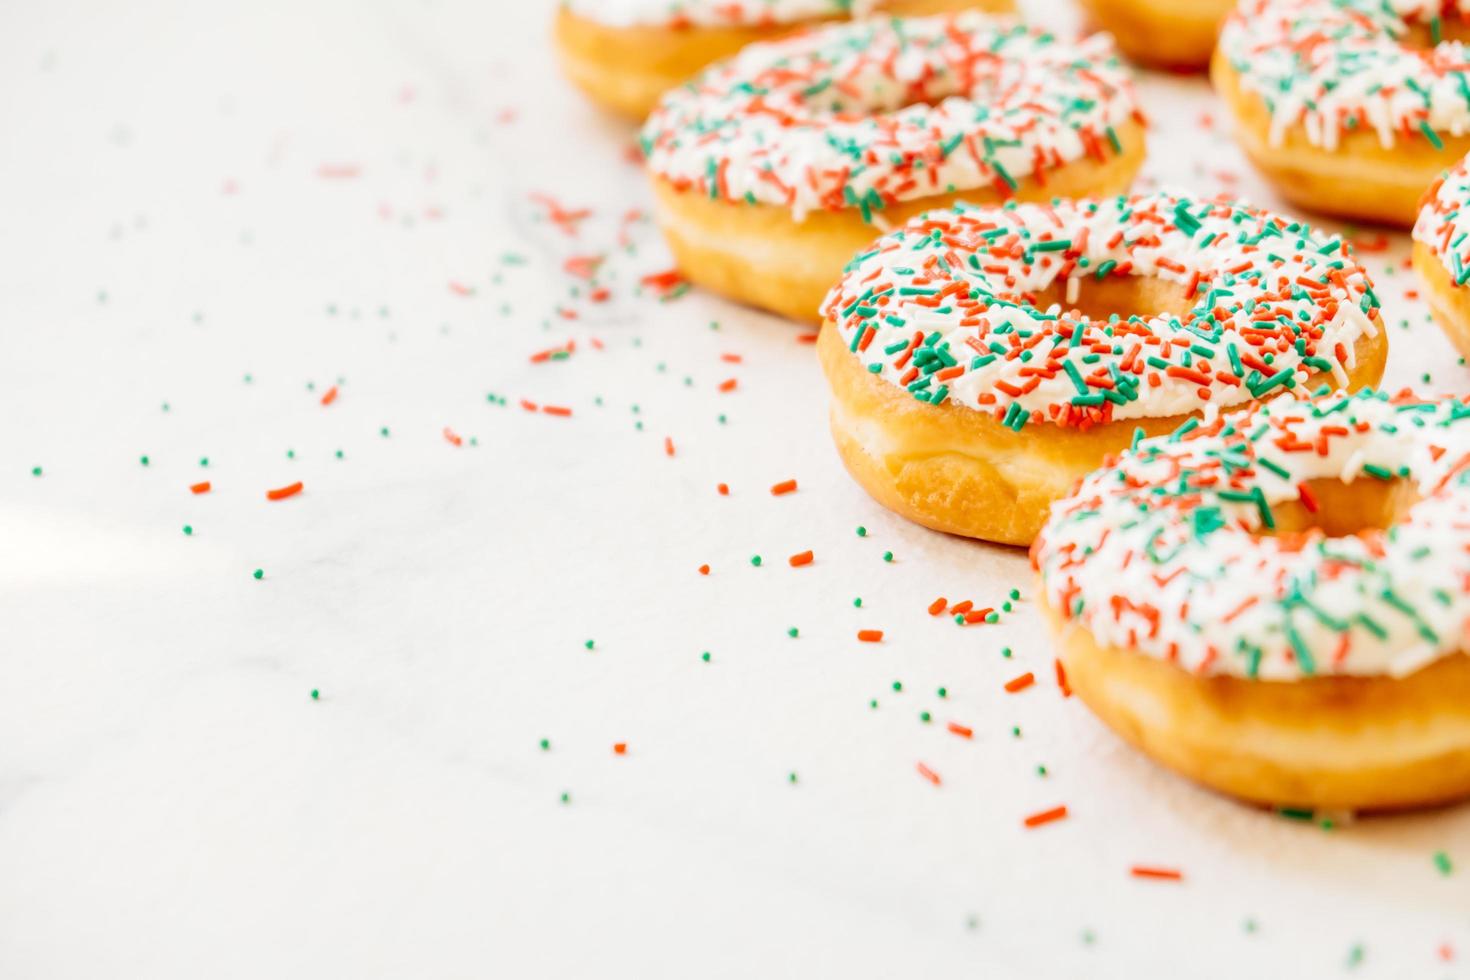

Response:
(554, 0), (1013, 119)
(1414, 156), (1470, 357)
(642, 13), (1145, 322)
(1079, 0), (1233, 70)
(818, 192), (1388, 545)
(1214, 0), (1470, 226)
(1034, 388), (1470, 811)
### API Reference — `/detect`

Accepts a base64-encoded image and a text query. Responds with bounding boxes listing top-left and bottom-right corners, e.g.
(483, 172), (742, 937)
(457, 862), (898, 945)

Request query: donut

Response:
(1033, 389), (1470, 812)
(641, 13), (1146, 323)
(554, 0), (1013, 119)
(1214, 0), (1470, 226)
(1078, 0), (1233, 70)
(817, 192), (1390, 546)
(1414, 156), (1470, 357)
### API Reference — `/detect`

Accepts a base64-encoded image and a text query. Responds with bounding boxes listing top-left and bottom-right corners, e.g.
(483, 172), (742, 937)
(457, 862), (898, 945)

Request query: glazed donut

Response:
(1034, 389), (1470, 812)
(1214, 0), (1470, 227)
(642, 13), (1146, 323)
(1078, 0), (1233, 70)
(1414, 156), (1470, 357)
(817, 192), (1389, 546)
(554, 0), (1014, 119)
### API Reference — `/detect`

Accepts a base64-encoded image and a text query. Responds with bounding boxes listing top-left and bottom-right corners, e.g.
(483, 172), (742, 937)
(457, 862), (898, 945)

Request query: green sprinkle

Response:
(252, 568), (264, 580)
(310, 689), (319, 701)
(751, 555), (762, 567)
(182, 525), (193, 536)
(856, 526), (867, 537)
(1434, 851), (1453, 876)
(882, 551), (894, 562)
(787, 627), (799, 638)
(539, 738), (550, 751)
(584, 639), (595, 650)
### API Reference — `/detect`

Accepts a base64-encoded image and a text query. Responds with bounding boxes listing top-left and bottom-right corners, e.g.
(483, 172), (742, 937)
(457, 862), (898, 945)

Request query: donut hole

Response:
(1035, 273), (1194, 324)
(1398, 15), (1470, 51)
(1265, 476), (1418, 540)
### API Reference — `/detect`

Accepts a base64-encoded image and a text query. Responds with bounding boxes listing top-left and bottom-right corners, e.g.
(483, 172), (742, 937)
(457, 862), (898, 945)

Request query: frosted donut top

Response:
(822, 193), (1381, 428)
(640, 14), (1139, 219)
(1414, 156), (1470, 282)
(564, 0), (874, 28)
(1219, 0), (1470, 150)
(1035, 389), (1470, 680)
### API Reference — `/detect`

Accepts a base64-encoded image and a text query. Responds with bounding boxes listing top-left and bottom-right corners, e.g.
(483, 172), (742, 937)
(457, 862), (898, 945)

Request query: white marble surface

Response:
(1, 1), (1467, 977)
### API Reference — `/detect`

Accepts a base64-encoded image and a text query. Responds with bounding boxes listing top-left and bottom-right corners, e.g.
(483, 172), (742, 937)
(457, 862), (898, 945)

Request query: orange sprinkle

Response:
(265, 481), (303, 501)
(1023, 805), (1068, 829)
(718, 378), (738, 393)
(770, 479), (798, 495)
(1054, 659), (1072, 697)
(443, 427), (463, 447)
(796, 332), (819, 344)
(788, 550), (814, 567)
(857, 629), (884, 643)
(320, 385), (338, 406)
(946, 721), (973, 739)
(664, 437), (675, 457)
(720, 353), (743, 363)
(542, 405), (572, 417)
(916, 762), (942, 786)
(447, 281), (474, 297)
(698, 564), (710, 575)
(1130, 866), (1183, 882)
(190, 481), (212, 495)
(520, 399), (538, 412)
(613, 743), (627, 755)
(1004, 672), (1035, 693)
(927, 597), (947, 616)
(717, 483), (729, 496)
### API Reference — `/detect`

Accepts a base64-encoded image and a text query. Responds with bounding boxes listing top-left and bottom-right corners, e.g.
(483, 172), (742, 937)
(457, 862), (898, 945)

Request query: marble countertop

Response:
(1, 0), (1466, 976)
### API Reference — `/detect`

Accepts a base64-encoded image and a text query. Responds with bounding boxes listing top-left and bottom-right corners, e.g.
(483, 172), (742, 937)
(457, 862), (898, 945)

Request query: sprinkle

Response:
(614, 743), (627, 755)
(770, 479), (798, 495)
(1130, 866), (1184, 882)
(947, 722), (973, 739)
(265, 481), (304, 501)
(252, 568), (264, 580)
(857, 630), (884, 643)
(788, 550), (814, 567)
(1023, 805), (1068, 829)
(1004, 672), (1035, 693)
(190, 481), (211, 494)
(916, 762), (942, 786)
(320, 385), (338, 406)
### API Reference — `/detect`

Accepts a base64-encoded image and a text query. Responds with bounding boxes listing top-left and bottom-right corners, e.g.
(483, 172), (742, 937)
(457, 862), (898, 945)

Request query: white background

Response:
(1, 0), (1466, 976)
